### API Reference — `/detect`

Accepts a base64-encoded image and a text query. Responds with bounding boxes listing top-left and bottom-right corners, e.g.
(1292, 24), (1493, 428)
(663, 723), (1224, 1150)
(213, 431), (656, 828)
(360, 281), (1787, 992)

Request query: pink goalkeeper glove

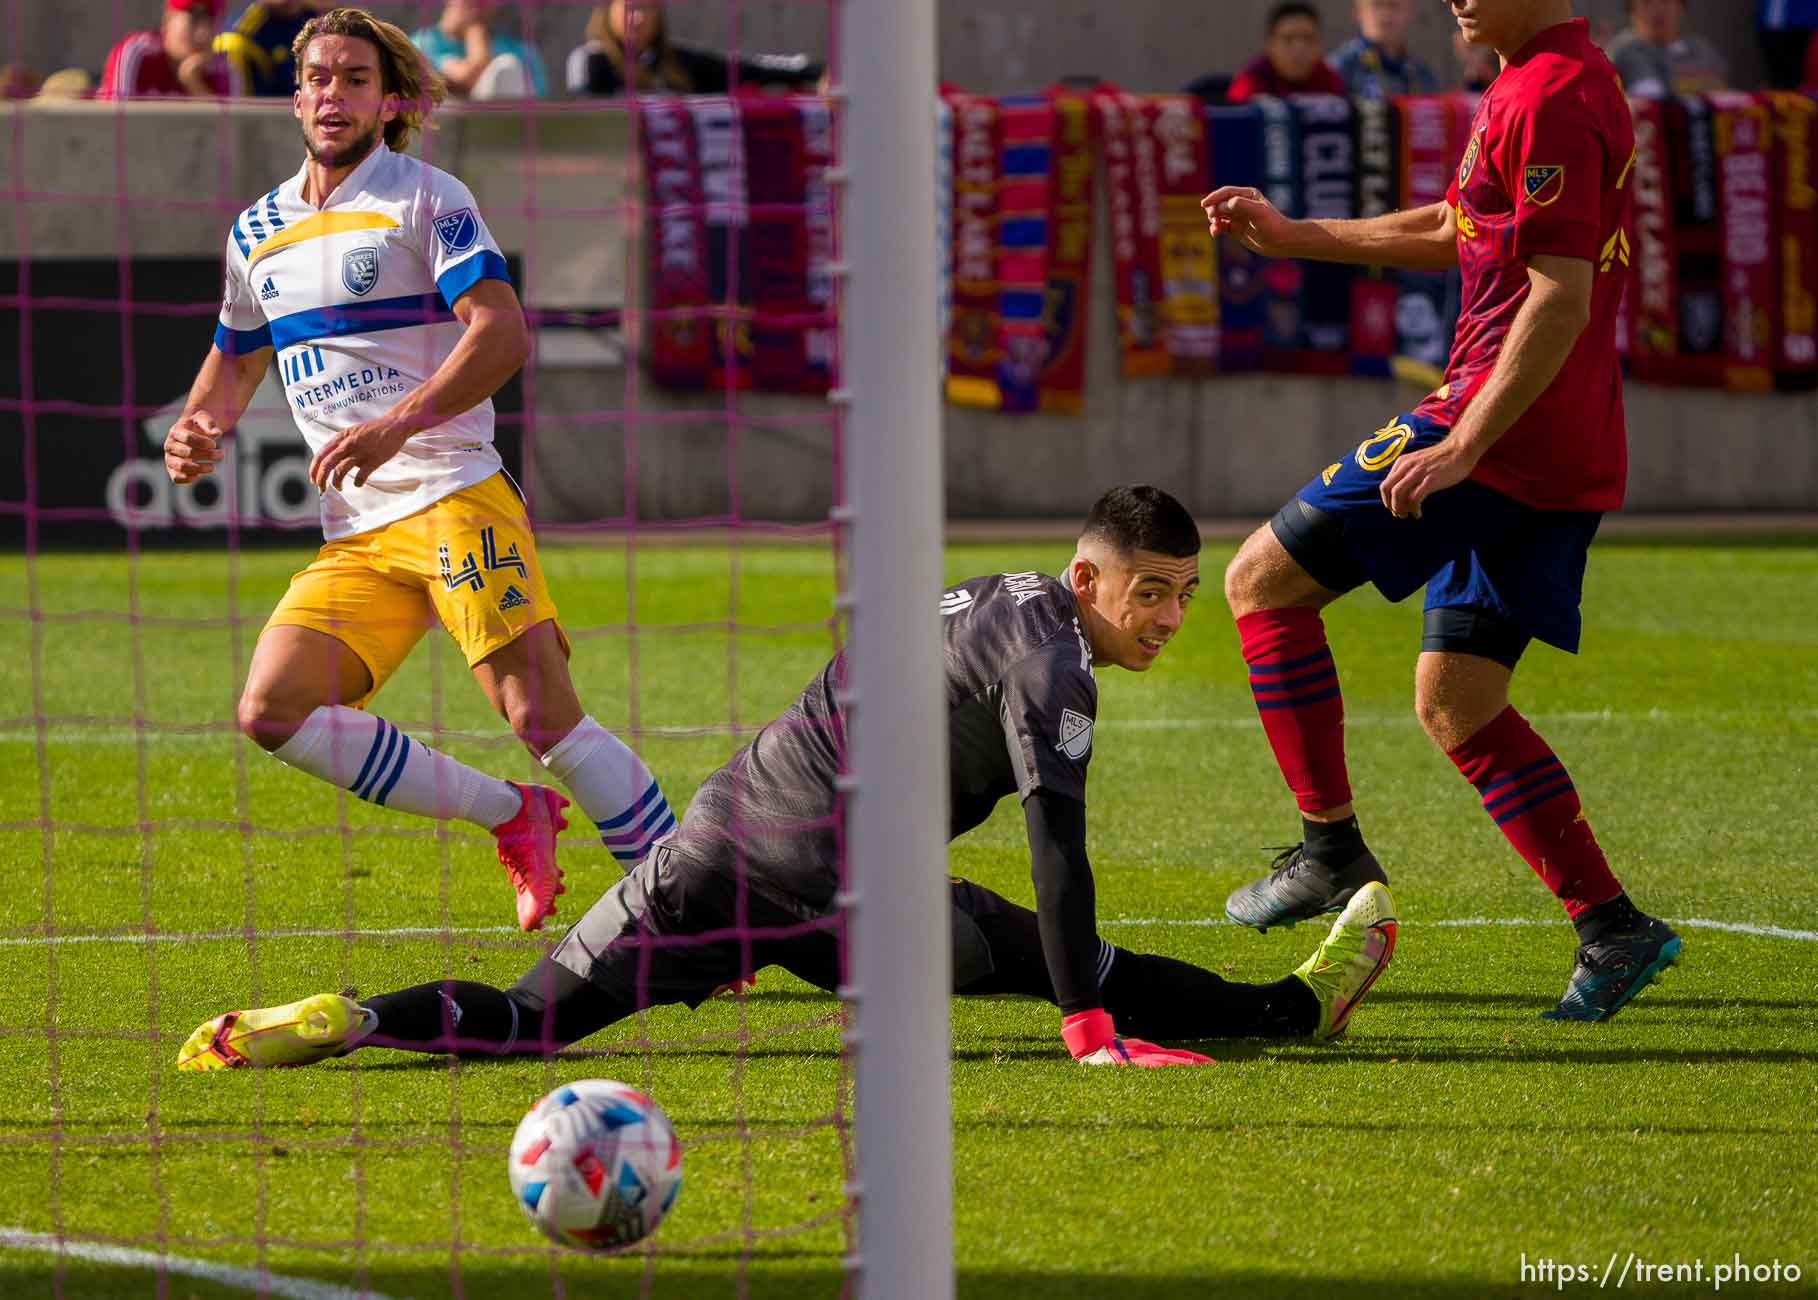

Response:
(1061, 1009), (1214, 1068)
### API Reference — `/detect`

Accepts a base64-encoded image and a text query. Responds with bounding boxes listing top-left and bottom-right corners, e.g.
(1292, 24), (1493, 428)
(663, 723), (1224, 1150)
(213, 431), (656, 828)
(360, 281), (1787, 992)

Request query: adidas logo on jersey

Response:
(258, 277), (279, 301)
(497, 584), (530, 612)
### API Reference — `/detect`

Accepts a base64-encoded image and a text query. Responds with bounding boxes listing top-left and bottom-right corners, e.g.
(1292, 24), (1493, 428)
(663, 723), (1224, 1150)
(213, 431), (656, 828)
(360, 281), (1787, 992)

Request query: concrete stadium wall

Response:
(14, 1), (1763, 101)
(4, 99), (1814, 524)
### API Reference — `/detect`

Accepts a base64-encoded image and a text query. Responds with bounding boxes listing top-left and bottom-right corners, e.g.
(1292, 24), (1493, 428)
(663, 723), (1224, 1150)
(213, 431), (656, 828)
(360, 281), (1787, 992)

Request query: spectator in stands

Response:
(413, 0), (549, 100)
(1453, 29), (1499, 96)
(1226, 2), (1346, 104)
(0, 64), (40, 99)
(566, 0), (821, 96)
(1331, 0), (1439, 99)
(214, 1), (323, 96)
(39, 68), (95, 99)
(98, 0), (229, 100)
(1604, 0), (1728, 98)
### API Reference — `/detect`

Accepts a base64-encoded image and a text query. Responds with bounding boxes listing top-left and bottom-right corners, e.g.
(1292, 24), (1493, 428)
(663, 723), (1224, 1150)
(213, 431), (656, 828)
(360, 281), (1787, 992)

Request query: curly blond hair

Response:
(291, 7), (447, 153)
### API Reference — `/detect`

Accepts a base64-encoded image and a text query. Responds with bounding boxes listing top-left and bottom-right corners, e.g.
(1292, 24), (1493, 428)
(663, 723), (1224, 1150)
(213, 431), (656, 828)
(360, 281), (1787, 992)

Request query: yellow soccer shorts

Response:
(264, 472), (568, 708)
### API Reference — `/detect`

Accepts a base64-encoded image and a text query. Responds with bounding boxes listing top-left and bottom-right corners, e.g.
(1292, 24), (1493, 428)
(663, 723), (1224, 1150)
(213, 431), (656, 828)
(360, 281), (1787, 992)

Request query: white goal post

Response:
(835, 0), (952, 1296)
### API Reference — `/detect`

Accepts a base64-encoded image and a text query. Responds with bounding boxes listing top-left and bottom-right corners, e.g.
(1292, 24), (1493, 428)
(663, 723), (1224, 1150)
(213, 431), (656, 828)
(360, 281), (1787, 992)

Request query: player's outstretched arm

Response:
(309, 277), (531, 491)
(1023, 791), (1211, 1068)
(163, 343), (271, 485)
(1380, 253), (1593, 519)
(1202, 188), (1459, 271)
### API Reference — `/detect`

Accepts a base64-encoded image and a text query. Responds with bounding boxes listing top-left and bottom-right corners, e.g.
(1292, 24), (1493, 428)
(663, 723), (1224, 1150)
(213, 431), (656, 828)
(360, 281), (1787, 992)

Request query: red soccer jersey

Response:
(1413, 19), (1635, 511)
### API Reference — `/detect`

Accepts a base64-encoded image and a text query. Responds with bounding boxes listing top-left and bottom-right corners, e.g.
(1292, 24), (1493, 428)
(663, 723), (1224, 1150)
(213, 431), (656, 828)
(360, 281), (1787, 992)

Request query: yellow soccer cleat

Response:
(176, 993), (375, 1072)
(1293, 881), (1398, 1041)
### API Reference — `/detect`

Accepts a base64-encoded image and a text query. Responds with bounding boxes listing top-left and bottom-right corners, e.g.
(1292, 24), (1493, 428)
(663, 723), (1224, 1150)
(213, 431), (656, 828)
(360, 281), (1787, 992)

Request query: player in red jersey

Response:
(1201, 0), (1681, 1022)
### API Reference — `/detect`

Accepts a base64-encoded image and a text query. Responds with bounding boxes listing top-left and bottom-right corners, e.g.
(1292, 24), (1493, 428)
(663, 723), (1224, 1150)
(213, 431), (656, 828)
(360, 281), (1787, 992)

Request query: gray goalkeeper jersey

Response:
(671, 571), (1098, 918)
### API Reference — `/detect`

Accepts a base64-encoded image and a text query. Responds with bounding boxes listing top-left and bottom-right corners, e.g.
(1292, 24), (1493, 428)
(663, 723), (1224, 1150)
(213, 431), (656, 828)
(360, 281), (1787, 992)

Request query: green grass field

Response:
(1, 536), (1814, 1298)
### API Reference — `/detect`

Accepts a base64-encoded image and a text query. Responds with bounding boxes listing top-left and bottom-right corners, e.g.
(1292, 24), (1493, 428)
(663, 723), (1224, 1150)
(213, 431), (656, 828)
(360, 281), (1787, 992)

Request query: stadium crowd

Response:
(0, 0), (1796, 105)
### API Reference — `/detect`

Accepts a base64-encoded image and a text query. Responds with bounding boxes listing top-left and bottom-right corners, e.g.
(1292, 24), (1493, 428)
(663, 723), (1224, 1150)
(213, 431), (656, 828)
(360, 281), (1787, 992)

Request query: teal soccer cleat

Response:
(1540, 916), (1682, 1023)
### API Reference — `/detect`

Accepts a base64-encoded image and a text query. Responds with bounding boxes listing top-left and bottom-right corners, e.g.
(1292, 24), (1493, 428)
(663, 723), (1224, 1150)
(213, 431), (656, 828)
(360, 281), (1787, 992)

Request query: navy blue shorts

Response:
(1273, 411), (1603, 655)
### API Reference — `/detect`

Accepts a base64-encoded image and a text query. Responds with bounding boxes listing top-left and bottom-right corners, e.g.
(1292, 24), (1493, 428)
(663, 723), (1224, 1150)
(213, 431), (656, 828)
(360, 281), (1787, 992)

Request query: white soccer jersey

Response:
(215, 143), (512, 540)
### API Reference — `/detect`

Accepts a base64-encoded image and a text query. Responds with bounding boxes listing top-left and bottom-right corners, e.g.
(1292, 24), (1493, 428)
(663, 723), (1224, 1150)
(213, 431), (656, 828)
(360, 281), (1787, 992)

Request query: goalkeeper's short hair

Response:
(1080, 485), (1201, 559)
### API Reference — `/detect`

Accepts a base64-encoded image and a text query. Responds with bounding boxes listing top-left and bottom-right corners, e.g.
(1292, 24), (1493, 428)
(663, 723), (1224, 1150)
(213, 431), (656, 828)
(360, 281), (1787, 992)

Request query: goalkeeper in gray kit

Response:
(179, 486), (1398, 1073)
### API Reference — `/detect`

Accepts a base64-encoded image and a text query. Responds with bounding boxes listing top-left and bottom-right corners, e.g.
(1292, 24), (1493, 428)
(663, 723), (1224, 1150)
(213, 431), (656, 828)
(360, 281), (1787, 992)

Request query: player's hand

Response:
(308, 420), (413, 493)
(1201, 185), (1297, 257)
(1379, 438), (1480, 520)
(163, 412), (226, 485)
(1062, 1009), (1213, 1069)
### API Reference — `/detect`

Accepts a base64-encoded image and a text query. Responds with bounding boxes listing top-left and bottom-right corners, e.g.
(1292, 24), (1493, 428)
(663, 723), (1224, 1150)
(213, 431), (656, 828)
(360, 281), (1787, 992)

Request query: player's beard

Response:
(305, 118), (381, 172)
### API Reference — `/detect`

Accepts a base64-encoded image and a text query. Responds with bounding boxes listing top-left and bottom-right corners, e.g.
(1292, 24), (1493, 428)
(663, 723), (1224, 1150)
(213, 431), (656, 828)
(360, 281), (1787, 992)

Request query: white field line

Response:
(1100, 916), (1818, 941)
(3, 707), (1815, 747)
(0, 1227), (397, 1300)
(0, 917), (1813, 948)
(0, 925), (524, 948)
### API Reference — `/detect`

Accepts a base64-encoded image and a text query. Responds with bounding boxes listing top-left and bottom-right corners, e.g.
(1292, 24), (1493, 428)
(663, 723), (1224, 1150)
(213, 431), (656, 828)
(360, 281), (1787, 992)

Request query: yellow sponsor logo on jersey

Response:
(1454, 204), (1478, 241)
(1522, 164), (1566, 207)
(1320, 461), (1341, 486)
(246, 211), (401, 269)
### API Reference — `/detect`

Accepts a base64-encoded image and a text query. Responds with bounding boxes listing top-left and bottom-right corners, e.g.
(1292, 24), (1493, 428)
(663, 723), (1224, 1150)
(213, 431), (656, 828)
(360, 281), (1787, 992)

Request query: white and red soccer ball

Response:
(508, 1079), (683, 1249)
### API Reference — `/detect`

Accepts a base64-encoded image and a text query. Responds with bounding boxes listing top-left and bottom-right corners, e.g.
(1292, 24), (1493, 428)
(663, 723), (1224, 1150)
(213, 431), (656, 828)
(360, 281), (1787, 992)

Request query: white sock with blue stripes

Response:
(272, 706), (521, 828)
(539, 715), (674, 872)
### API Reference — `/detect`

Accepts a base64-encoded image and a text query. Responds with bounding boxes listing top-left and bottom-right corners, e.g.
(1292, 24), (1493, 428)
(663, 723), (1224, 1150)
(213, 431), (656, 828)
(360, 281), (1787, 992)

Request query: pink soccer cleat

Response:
(493, 783), (571, 931)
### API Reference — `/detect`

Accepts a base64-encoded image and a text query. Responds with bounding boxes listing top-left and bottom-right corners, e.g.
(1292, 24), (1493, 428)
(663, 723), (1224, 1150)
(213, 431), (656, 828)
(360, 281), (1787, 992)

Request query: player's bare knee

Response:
(235, 688), (306, 752)
(1223, 529), (1274, 613)
(500, 691), (568, 756)
(1414, 676), (1503, 752)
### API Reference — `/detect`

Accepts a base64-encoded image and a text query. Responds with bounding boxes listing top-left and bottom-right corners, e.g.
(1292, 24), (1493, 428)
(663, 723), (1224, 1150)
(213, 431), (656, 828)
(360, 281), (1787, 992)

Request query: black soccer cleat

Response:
(1224, 843), (1390, 933)
(1539, 915), (1682, 1023)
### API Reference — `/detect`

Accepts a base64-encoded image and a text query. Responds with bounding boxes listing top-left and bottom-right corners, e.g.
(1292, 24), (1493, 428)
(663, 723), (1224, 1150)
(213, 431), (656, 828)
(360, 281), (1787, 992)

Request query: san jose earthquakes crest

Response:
(434, 208), (479, 254)
(341, 246), (379, 296)
(1055, 708), (1093, 760)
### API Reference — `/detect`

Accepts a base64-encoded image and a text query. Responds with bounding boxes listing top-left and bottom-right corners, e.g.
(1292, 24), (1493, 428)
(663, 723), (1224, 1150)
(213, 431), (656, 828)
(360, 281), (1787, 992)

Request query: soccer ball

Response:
(507, 1079), (683, 1249)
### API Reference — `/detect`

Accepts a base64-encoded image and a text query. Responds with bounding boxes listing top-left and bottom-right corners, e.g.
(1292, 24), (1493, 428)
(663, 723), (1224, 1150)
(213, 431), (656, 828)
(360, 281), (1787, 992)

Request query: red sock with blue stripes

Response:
(1236, 608), (1352, 813)
(1446, 706), (1622, 917)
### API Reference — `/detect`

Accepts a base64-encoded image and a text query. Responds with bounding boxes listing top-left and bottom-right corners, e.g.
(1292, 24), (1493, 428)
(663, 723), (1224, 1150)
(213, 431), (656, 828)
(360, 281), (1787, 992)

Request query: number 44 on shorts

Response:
(439, 526), (529, 593)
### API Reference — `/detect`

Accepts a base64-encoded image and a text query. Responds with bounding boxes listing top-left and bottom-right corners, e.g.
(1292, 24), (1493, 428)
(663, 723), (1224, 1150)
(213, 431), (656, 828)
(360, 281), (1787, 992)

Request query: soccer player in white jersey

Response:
(161, 7), (674, 930)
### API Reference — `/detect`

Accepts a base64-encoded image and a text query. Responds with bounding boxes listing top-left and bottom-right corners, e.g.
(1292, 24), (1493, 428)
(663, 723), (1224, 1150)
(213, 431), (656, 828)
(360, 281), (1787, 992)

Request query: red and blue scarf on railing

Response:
(739, 97), (835, 395)
(1391, 93), (1458, 388)
(1252, 95), (1307, 372)
(1098, 88), (1170, 377)
(1669, 93), (1727, 388)
(1153, 94), (1218, 376)
(637, 97), (712, 390)
(995, 94), (1056, 412)
(1041, 88), (1094, 412)
(944, 88), (1003, 408)
(1294, 94), (1356, 376)
(1348, 95), (1399, 379)
(1627, 96), (1679, 384)
(688, 96), (753, 390)
(1711, 92), (1776, 393)
(1207, 102), (1266, 373)
(1770, 91), (1818, 389)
